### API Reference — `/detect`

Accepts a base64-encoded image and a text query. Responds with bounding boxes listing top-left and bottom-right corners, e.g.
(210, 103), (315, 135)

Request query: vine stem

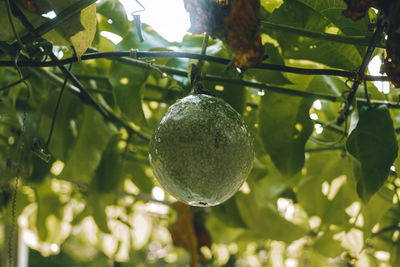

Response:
(28, 67), (151, 141)
(0, 0), (97, 57)
(305, 146), (345, 152)
(260, 20), (386, 48)
(0, 50), (390, 82)
(371, 224), (400, 237)
(106, 55), (400, 108)
(337, 13), (387, 125)
(197, 33), (210, 74)
(45, 63), (73, 148)
(5, 3), (151, 142)
(191, 33), (210, 94)
(6, 2), (113, 127)
(5, 0), (24, 50)
(0, 73), (33, 92)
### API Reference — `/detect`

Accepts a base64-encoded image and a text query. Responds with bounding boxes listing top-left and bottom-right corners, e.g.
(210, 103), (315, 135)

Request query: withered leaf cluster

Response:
(169, 202), (211, 267)
(343, 0), (400, 87)
(381, 2), (400, 87)
(20, 0), (52, 14)
(184, 0), (264, 68)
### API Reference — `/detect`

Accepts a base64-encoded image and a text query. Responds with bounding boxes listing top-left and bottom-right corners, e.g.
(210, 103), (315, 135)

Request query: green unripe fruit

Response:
(149, 94), (254, 206)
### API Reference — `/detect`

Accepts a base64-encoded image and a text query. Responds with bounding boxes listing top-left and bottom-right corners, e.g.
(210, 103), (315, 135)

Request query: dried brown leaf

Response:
(381, 1), (400, 87)
(342, 0), (376, 20)
(169, 202), (211, 267)
(184, 0), (264, 68)
(21, 0), (51, 14)
(343, 0), (400, 87)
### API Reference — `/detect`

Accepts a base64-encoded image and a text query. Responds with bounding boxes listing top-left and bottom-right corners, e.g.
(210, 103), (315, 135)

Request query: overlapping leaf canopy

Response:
(1, 0), (400, 266)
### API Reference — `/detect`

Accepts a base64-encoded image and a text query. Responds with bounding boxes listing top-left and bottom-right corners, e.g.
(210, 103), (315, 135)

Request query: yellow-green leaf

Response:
(70, 3), (97, 61)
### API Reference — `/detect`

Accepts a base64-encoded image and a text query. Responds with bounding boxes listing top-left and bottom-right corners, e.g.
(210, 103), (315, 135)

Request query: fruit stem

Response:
(190, 33), (213, 95)
(197, 33), (210, 75)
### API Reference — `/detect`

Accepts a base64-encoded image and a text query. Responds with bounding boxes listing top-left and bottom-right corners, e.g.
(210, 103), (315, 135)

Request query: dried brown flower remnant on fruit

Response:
(381, 1), (400, 87)
(184, 0), (264, 68)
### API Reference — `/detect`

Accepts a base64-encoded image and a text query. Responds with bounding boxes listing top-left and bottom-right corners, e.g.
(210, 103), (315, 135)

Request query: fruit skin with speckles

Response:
(149, 94), (254, 207)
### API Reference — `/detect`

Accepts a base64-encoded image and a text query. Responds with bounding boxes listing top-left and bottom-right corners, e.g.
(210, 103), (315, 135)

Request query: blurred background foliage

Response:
(1, 0), (400, 266)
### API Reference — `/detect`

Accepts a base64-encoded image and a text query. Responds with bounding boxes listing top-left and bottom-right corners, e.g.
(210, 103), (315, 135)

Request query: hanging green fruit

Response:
(149, 93), (254, 206)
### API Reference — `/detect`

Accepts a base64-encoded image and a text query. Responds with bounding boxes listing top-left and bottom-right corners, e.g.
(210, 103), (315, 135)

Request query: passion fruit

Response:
(149, 94), (254, 207)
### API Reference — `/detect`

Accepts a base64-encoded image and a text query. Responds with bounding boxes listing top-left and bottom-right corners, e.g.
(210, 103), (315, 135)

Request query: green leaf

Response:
(346, 105), (398, 202)
(261, 0), (284, 13)
(0, 100), (23, 182)
(243, 103), (267, 157)
(205, 215), (244, 244)
(0, 2), (56, 42)
(44, 0), (84, 36)
(245, 43), (292, 85)
(297, 0), (371, 36)
(123, 161), (154, 193)
(361, 186), (394, 236)
(108, 61), (148, 127)
(313, 231), (344, 258)
(299, 249), (330, 267)
(203, 41), (247, 114)
(2, 187), (30, 225)
(264, 0), (363, 69)
(60, 106), (116, 182)
(117, 26), (170, 51)
(391, 240), (400, 267)
(235, 191), (307, 242)
(87, 192), (113, 234)
(28, 154), (54, 184)
(203, 80), (246, 115)
(297, 151), (356, 228)
(247, 159), (289, 201)
(97, 0), (130, 37)
(92, 134), (122, 193)
(306, 75), (347, 96)
(39, 90), (83, 162)
(259, 94), (313, 176)
(35, 180), (64, 241)
(211, 197), (246, 228)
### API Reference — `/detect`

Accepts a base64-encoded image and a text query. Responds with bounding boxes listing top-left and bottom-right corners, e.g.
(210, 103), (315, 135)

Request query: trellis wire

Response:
(5, 0), (32, 265)
(0, 51), (391, 82)
(29, 57), (400, 110)
(4, 2), (148, 141)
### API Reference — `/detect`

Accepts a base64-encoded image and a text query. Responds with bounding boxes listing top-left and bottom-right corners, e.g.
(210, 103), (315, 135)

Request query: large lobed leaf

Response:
(346, 105), (398, 202)
(108, 62), (148, 127)
(259, 93), (313, 177)
(297, 150), (357, 229)
(262, 0), (368, 70)
(235, 190), (307, 242)
(60, 105), (116, 182)
(91, 134), (122, 193)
